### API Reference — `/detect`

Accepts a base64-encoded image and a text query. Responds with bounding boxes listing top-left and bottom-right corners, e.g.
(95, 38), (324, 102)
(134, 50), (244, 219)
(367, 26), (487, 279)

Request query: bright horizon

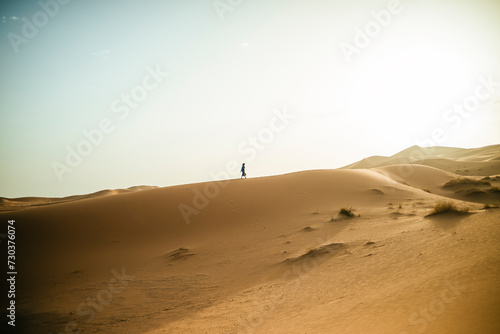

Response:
(1, 0), (500, 198)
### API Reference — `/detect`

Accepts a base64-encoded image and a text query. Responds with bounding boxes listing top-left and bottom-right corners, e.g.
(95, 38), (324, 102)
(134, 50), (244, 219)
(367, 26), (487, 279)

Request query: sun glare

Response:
(342, 46), (473, 131)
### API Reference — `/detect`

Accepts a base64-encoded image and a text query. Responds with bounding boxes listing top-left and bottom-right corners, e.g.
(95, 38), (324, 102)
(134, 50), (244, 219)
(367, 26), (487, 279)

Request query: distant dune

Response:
(342, 144), (500, 176)
(1, 146), (499, 334)
(0, 185), (158, 212)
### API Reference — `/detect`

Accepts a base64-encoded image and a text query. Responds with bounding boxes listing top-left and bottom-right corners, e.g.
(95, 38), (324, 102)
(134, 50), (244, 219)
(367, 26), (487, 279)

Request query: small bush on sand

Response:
(339, 207), (355, 217)
(427, 201), (469, 216)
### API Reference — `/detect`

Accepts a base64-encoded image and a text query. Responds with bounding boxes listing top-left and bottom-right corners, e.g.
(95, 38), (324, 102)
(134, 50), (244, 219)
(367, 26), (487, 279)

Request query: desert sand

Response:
(1, 145), (499, 333)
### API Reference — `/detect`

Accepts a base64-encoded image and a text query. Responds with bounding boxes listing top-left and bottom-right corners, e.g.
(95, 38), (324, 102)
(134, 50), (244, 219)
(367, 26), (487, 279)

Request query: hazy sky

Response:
(1, 0), (500, 197)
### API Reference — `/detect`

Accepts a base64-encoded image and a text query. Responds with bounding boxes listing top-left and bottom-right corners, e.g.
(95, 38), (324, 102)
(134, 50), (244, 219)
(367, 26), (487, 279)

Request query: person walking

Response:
(241, 163), (247, 179)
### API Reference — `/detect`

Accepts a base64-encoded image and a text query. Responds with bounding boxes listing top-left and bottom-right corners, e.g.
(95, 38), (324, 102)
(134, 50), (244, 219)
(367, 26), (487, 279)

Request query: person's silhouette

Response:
(241, 163), (247, 179)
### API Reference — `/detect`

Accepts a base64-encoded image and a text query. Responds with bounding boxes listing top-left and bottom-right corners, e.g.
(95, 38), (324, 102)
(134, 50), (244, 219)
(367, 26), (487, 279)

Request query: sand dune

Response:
(0, 185), (157, 213)
(343, 144), (500, 176)
(1, 146), (499, 333)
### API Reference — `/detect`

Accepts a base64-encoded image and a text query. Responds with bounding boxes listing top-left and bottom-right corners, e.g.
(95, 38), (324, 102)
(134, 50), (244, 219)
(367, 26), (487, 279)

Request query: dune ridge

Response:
(1, 145), (499, 334)
(0, 185), (158, 212)
(343, 144), (500, 176)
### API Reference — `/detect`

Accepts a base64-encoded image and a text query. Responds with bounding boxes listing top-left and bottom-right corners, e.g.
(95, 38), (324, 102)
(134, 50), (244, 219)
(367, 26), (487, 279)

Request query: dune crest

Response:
(0, 185), (157, 212)
(1, 145), (499, 334)
(343, 144), (500, 176)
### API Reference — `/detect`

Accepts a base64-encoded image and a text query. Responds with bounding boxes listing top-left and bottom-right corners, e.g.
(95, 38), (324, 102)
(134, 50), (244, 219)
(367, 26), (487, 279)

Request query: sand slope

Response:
(1, 146), (499, 334)
(0, 186), (158, 213)
(343, 144), (500, 176)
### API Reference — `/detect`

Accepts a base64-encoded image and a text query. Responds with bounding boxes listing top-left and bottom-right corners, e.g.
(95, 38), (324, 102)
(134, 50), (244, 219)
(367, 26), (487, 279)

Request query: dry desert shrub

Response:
(339, 207), (355, 217)
(427, 201), (469, 216)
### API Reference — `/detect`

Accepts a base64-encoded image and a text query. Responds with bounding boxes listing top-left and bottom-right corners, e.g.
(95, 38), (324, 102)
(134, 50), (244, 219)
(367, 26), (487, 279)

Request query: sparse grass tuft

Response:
(433, 201), (457, 214)
(442, 178), (491, 188)
(427, 201), (469, 216)
(339, 207), (355, 217)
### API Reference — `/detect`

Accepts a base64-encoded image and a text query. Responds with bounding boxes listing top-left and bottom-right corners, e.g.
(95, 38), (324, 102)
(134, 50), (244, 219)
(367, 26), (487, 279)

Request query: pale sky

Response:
(1, 0), (500, 197)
